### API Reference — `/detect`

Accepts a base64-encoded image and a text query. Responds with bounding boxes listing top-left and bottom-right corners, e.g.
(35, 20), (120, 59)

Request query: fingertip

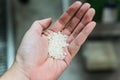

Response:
(46, 17), (52, 21)
(69, 1), (82, 11)
(41, 17), (52, 23)
(90, 8), (96, 14)
(91, 21), (97, 26)
(84, 3), (91, 8)
(39, 18), (52, 29)
(75, 1), (82, 5)
(30, 18), (52, 33)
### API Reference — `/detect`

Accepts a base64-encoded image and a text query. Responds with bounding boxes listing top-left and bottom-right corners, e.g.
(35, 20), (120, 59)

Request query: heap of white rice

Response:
(48, 32), (68, 59)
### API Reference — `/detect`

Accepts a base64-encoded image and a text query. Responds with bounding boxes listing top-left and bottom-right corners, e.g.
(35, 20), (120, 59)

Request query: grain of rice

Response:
(48, 32), (68, 59)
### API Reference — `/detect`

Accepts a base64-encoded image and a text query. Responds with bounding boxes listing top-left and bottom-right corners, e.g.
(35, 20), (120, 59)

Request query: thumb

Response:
(30, 18), (52, 33)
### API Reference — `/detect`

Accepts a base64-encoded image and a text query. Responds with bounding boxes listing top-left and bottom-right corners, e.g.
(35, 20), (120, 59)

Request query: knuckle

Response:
(66, 7), (74, 15)
(82, 30), (88, 36)
(80, 7), (84, 13)
(86, 13), (91, 20)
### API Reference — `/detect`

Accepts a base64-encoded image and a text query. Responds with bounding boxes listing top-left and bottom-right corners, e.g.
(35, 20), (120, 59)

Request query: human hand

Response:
(1, 1), (96, 80)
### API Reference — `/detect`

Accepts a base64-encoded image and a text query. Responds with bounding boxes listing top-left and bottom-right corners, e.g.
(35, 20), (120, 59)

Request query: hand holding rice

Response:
(48, 32), (68, 59)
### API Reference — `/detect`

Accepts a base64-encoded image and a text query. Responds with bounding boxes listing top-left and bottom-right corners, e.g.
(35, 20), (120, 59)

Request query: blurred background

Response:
(0, 0), (120, 80)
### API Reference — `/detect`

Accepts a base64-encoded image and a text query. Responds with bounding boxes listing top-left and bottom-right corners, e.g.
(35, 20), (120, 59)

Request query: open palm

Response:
(16, 1), (96, 80)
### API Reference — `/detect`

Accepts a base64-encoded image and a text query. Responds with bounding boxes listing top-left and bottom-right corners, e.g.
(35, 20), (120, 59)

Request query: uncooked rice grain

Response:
(48, 32), (68, 59)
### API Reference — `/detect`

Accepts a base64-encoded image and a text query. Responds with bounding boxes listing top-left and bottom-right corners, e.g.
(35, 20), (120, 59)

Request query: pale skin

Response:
(1, 1), (96, 80)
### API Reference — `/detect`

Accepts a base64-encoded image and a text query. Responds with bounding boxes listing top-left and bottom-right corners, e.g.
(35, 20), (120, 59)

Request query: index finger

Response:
(49, 1), (82, 32)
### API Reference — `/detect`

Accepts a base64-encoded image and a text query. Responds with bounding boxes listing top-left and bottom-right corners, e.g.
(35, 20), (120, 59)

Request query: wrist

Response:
(1, 62), (29, 80)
